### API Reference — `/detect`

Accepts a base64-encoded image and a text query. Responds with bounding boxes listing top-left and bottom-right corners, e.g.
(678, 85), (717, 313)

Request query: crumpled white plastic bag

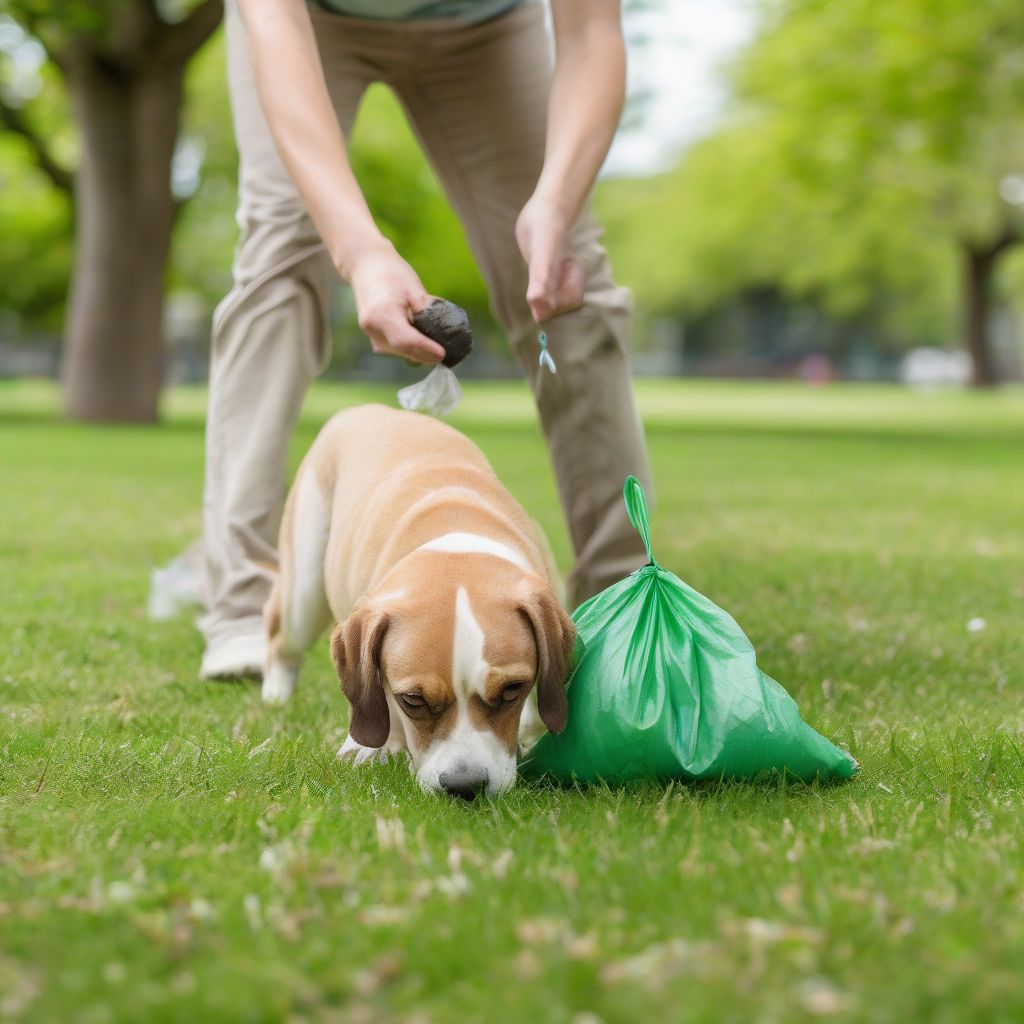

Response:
(397, 364), (463, 417)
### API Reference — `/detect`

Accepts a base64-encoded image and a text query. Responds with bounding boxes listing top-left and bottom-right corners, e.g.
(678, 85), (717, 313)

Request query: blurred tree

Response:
(0, 16), (73, 329)
(603, 0), (1024, 384)
(0, 139), (72, 331)
(1, 26), (496, 386)
(0, 0), (222, 420)
(599, 118), (957, 350)
(732, 0), (1024, 386)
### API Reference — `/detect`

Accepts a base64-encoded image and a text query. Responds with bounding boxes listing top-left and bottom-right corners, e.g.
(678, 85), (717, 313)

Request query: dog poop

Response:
(412, 298), (474, 368)
(398, 298), (474, 417)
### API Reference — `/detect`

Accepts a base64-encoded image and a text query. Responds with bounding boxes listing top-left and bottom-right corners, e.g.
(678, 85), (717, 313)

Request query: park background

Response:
(1, 0), (1023, 404)
(1, 2), (1023, 1023)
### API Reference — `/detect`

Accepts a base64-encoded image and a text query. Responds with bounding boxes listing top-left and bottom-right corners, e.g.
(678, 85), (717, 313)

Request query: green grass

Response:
(1, 378), (1023, 1024)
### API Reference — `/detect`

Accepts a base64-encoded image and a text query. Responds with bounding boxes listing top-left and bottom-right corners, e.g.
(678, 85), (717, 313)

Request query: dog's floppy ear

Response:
(517, 583), (576, 735)
(331, 606), (391, 748)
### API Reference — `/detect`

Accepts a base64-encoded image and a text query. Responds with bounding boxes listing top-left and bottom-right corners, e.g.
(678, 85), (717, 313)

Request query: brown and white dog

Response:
(261, 405), (576, 798)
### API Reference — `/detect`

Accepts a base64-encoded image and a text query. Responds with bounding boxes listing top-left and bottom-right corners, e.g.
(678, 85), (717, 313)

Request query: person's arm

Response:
(235, 0), (443, 363)
(515, 0), (626, 323)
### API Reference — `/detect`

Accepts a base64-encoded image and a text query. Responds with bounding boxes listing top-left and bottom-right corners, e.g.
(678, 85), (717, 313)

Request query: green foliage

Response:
(0, 0), (213, 54)
(599, 122), (958, 346)
(0, 14), (74, 329)
(2, 379), (1024, 1020)
(601, 0), (1024, 349)
(736, 0), (1024, 248)
(0, 0), (228, 331)
(0, 134), (70, 329)
(0, 0), (105, 51)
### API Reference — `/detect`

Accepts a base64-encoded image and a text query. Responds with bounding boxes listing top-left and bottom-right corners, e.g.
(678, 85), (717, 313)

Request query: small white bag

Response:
(397, 364), (463, 416)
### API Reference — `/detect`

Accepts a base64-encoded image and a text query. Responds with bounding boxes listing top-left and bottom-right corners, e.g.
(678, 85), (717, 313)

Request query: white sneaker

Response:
(148, 540), (205, 621)
(199, 632), (266, 681)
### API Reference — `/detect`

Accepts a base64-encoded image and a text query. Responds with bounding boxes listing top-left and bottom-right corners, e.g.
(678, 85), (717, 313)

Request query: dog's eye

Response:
(500, 683), (524, 704)
(398, 692), (426, 709)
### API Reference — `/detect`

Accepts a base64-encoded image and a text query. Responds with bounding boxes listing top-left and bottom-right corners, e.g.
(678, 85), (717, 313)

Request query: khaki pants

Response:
(201, 0), (653, 650)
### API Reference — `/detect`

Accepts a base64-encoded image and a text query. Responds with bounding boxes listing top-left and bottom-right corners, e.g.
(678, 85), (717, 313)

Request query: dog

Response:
(261, 405), (576, 798)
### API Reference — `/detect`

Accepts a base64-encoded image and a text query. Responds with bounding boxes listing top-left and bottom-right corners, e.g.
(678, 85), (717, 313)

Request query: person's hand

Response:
(348, 241), (445, 364)
(515, 195), (584, 324)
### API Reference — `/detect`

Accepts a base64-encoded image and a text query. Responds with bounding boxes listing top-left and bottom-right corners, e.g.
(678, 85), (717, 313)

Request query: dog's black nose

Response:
(438, 764), (489, 800)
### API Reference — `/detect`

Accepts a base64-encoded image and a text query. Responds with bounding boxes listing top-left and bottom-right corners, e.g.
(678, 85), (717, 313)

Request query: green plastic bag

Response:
(520, 477), (858, 785)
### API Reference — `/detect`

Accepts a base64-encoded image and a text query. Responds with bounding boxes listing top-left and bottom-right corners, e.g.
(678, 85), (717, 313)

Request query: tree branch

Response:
(154, 0), (224, 67)
(107, 0), (165, 67)
(0, 96), (74, 193)
(990, 223), (1020, 259)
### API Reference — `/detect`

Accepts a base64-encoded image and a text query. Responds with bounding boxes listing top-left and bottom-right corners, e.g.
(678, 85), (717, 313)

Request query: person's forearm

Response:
(512, 2), (625, 321)
(236, 0), (386, 279)
(536, 4), (626, 224)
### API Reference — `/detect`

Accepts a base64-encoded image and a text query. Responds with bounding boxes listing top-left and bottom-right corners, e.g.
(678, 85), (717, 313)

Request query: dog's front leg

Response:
(337, 701), (409, 764)
(262, 655), (301, 704)
(262, 467), (332, 704)
(517, 688), (545, 753)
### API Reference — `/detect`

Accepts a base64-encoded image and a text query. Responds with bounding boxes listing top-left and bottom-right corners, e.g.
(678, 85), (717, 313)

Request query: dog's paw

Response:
(262, 662), (297, 704)
(337, 733), (395, 766)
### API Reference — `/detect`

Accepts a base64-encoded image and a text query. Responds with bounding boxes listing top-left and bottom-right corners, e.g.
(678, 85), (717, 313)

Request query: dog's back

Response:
(309, 405), (548, 606)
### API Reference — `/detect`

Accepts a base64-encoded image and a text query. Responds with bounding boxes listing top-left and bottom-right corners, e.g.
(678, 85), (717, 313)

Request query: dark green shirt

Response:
(314, 0), (525, 24)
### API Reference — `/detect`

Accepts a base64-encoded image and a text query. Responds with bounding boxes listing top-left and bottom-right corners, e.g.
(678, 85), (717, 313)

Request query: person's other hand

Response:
(349, 241), (445, 364)
(515, 196), (584, 324)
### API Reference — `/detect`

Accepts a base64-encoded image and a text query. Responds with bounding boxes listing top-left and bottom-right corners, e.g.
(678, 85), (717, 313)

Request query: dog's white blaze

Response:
(420, 532), (532, 573)
(409, 587), (517, 797)
(452, 587), (490, 701)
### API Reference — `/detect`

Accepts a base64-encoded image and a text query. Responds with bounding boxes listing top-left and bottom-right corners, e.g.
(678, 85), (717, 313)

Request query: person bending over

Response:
(199, 0), (653, 679)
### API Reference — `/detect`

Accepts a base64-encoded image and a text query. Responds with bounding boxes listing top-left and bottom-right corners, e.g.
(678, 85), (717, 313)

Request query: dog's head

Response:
(331, 559), (575, 799)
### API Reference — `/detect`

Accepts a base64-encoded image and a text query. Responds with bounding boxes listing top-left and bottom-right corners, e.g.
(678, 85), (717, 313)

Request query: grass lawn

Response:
(1, 378), (1022, 1023)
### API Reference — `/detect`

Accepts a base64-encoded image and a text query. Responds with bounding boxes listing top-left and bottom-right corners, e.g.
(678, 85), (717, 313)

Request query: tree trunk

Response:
(961, 228), (1020, 390)
(963, 245), (998, 388)
(61, 55), (184, 422)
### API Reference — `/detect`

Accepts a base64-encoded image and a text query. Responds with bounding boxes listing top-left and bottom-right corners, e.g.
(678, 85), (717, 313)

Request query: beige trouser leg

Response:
(203, 2), (653, 651)
(200, 2), (372, 649)
(391, 4), (654, 606)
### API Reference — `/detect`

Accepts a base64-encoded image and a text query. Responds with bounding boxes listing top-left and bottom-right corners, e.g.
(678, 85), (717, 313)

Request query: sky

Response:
(604, 0), (756, 179)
